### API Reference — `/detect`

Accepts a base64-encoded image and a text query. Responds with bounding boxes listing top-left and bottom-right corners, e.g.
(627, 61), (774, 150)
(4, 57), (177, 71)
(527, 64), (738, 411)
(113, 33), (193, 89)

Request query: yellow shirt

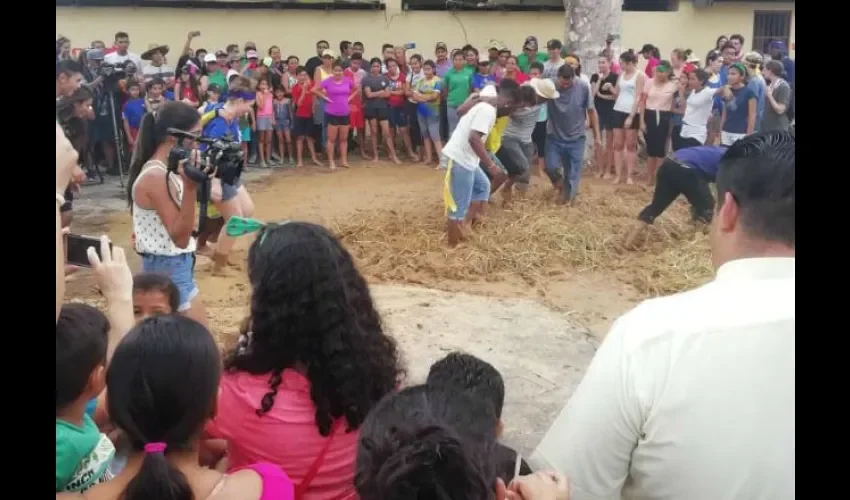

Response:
(486, 116), (509, 153)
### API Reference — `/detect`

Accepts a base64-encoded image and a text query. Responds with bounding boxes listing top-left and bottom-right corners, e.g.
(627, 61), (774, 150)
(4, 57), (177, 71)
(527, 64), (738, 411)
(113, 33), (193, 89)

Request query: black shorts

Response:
(532, 121), (547, 156)
(292, 116), (313, 137)
(364, 107), (389, 122)
(611, 110), (641, 130)
(596, 104), (616, 131)
(326, 114), (350, 126)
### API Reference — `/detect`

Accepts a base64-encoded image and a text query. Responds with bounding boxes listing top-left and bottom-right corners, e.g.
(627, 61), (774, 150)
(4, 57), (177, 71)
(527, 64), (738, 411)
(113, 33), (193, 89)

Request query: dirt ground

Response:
(66, 160), (712, 454)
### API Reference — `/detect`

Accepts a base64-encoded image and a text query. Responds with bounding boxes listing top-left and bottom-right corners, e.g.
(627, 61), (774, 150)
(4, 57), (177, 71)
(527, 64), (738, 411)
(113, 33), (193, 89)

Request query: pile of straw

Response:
(333, 183), (713, 297)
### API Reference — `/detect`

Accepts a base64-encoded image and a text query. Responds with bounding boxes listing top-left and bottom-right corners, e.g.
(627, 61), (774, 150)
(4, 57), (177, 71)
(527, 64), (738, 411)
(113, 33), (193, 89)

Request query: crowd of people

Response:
(56, 26), (795, 500)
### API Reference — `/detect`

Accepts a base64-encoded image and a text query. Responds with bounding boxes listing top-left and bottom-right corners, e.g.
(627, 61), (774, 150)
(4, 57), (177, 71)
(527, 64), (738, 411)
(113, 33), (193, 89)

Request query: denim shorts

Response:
(141, 252), (198, 312)
(221, 178), (243, 202)
(256, 116), (273, 131)
(389, 106), (408, 128)
(443, 155), (490, 221)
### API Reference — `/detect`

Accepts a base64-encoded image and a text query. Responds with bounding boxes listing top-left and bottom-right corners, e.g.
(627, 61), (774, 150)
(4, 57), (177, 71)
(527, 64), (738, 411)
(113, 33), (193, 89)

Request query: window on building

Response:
(57, 0), (384, 9)
(752, 10), (792, 53)
(403, 0), (677, 12)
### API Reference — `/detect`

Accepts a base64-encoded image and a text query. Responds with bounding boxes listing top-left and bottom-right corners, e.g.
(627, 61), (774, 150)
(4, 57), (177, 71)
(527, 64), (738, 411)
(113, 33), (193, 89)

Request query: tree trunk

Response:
(563, 0), (623, 78)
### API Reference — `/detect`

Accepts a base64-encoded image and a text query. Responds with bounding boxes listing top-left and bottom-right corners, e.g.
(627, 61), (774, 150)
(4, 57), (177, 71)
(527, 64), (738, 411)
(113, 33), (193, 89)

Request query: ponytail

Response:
(123, 444), (193, 500)
(126, 112), (158, 206)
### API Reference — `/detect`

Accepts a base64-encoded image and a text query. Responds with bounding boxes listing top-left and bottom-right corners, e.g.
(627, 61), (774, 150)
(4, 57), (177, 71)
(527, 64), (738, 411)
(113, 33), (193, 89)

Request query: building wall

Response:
(56, 1), (795, 62)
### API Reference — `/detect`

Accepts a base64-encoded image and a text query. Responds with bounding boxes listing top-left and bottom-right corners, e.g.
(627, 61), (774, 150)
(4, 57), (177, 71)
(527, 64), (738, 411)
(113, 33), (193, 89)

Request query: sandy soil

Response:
(66, 161), (710, 453)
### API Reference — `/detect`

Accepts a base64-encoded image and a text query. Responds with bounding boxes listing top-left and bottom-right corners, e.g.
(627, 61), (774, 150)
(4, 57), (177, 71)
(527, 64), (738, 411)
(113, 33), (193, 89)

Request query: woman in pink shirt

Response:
(640, 43), (661, 78)
(207, 221), (403, 500)
(641, 62), (677, 185)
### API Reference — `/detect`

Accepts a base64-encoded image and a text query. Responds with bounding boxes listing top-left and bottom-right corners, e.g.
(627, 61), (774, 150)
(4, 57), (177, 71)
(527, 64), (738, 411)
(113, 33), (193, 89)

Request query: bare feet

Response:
(341, 163), (350, 169)
(626, 177), (634, 185)
(391, 155), (402, 165)
(329, 162), (337, 170)
(410, 153), (420, 162)
(196, 245), (214, 258)
(311, 157), (323, 167)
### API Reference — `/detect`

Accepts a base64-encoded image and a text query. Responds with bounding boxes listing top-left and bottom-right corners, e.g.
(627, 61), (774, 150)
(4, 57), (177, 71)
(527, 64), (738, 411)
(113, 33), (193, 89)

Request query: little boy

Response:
(145, 77), (167, 115)
(121, 79), (144, 147)
(56, 304), (115, 492)
(426, 352), (532, 482)
(133, 272), (180, 323)
(199, 84), (222, 115)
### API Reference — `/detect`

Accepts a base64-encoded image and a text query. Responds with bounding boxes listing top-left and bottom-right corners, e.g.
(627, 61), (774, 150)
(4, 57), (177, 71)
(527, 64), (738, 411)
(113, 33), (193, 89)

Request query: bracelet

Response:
(56, 193), (66, 206)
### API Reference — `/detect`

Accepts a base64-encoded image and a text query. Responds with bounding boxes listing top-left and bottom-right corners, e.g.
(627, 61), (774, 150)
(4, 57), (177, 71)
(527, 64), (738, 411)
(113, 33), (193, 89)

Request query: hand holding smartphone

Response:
(65, 233), (112, 268)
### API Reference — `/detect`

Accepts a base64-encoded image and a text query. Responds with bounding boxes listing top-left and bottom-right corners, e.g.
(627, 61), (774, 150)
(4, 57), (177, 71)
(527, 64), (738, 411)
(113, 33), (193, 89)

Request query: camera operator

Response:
(201, 76), (256, 275)
(125, 101), (209, 327)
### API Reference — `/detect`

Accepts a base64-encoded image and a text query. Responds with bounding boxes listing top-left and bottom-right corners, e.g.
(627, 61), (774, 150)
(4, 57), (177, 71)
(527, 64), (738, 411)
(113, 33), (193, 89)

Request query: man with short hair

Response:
(56, 59), (83, 99)
(544, 64), (600, 203)
(103, 31), (142, 69)
(542, 39), (564, 79)
(339, 40), (353, 68)
(304, 40), (329, 80)
(531, 130), (795, 500)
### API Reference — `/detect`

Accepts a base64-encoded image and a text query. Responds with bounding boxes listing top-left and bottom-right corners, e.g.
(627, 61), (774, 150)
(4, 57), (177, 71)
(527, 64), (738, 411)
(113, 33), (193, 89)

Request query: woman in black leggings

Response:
(640, 61), (676, 186)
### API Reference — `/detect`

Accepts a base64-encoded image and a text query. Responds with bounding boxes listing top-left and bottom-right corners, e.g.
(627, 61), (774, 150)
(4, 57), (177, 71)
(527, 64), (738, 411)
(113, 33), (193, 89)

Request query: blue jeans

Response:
(443, 155), (491, 221)
(544, 135), (587, 201)
(446, 106), (460, 138)
(317, 100), (328, 145)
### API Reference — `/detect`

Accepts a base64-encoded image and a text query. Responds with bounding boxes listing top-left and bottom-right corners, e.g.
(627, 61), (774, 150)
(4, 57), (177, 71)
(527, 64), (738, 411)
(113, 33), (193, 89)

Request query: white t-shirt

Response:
(680, 86), (717, 144)
(103, 51), (143, 70)
(442, 101), (497, 171)
(531, 257), (795, 500)
(141, 63), (175, 84)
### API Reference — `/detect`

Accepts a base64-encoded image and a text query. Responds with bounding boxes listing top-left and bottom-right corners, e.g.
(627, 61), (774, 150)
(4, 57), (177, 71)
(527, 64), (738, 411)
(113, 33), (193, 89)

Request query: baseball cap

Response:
(487, 40), (504, 51)
(546, 39), (563, 50)
(321, 49), (336, 58)
(215, 50), (228, 57)
(523, 36), (539, 50)
(246, 49), (258, 59)
(435, 42), (448, 51)
(87, 48), (105, 61)
(229, 53), (241, 62)
(204, 53), (217, 63)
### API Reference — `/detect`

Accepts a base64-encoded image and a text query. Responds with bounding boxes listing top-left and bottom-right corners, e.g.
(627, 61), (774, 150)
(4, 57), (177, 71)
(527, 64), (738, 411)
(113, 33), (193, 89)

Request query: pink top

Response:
(644, 57), (660, 78)
(320, 77), (353, 117)
(256, 90), (273, 117)
(207, 370), (359, 500)
(643, 78), (677, 111)
(233, 463), (295, 500)
(610, 61), (621, 74)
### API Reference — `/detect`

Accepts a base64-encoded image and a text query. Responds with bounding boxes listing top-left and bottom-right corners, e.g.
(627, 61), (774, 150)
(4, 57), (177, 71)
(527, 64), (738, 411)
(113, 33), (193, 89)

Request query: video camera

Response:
(166, 128), (244, 186)
(97, 61), (127, 87)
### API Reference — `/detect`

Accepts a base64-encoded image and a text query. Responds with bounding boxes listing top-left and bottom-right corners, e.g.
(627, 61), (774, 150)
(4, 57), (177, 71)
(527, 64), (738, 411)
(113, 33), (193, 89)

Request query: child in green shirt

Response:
(56, 304), (115, 492)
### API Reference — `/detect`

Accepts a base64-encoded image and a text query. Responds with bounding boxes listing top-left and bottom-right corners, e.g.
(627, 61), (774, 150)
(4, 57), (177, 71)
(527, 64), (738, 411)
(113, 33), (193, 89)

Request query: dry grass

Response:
(333, 182), (713, 297)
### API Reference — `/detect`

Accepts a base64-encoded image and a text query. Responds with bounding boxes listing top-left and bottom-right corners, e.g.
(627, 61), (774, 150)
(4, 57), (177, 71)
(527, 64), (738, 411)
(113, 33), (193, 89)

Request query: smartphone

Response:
(190, 30), (202, 38)
(66, 234), (111, 268)
(404, 42), (416, 50)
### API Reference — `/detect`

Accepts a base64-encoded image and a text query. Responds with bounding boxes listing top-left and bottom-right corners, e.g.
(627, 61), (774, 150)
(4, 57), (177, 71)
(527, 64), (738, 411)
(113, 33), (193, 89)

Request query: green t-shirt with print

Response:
(443, 66), (474, 108)
(56, 415), (115, 492)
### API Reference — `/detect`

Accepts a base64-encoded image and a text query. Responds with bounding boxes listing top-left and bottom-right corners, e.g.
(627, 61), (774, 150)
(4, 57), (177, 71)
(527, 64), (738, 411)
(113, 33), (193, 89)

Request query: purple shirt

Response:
(320, 77), (353, 117)
(435, 59), (451, 78)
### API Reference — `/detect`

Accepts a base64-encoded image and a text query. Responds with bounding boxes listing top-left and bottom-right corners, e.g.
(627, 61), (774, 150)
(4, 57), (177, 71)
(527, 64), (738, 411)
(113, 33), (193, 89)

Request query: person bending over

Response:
(624, 144), (727, 249)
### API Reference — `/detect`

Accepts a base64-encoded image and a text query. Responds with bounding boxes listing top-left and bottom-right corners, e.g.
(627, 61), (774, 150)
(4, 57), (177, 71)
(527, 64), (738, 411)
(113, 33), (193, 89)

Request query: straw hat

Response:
(528, 78), (560, 100)
(141, 43), (170, 60)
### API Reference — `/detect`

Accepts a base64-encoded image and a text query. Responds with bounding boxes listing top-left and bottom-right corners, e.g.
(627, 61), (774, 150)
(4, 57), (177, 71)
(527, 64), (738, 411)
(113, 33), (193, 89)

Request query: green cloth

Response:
(443, 66), (474, 107)
(516, 52), (548, 74)
(56, 415), (109, 491)
(207, 70), (227, 90)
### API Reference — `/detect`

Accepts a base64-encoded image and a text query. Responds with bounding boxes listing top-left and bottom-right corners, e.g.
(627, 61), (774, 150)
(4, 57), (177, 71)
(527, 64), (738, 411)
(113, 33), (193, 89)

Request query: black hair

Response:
(355, 385), (497, 500)
(206, 83), (221, 95)
(692, 68), (710, 85)
(764, 59), (785, 78)
(107, 315), (221, 500)
(126, 101), (201, 206)
(56, 59), (83, 80)
(369, 57), (382, 67)
(529, 61), (544, 73)
(114, 31), (129, 41)
(557, 63), (576, 80)
(317, 40), (330, 48)
(498, 49), (511, 56)
(423, 59), (436, 69)
(353, 41), (364, 49)
(382, 43), (395, 53)
(133, 272), (180, 314)
(332, 59), (344, 70)
(148, 77), (166, 89)
(385, 57), (398, 68)
(287, 55), (299, 64)
(452, 51), (465, 61)
(519, 85), (539, 106)
(715, 35), (728, 49)
(730, 34), (745, 45)
(620, 49), (638, 64)
(226, 44), (239, 54)
(409, 54), (422, 63)
(267, 45), (279, 55)
(706, 50), (721, 65)
(672, 48), (687, 61)
(296, 65), (307, 75)
(56, 304), (109, 412)
(466, 47), (479, 57)
(224, 222), (403, 436)
(340, 40), (352, 53)
(57, 86), (95, 157)
(351, 52), (363, 61)
(175, 55), (201, 102)
(461, 43), (475, 53)
(547, 39), (563, 50)
(716, 131), (795, 247)
(640, 43), (660, 59)
(721, 42), (737, 53)
(426, 352), (506, 418)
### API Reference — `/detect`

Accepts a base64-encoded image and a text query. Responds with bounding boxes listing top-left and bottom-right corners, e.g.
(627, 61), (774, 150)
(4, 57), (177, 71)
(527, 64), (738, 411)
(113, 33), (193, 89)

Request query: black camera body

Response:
(166, 128), (244, 186)
(98, 62), (127, 88)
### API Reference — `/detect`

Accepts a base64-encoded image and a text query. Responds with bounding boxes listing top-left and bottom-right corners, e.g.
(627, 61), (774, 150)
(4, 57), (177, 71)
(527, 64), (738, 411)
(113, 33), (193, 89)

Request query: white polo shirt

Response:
(531, 257), (795, 500)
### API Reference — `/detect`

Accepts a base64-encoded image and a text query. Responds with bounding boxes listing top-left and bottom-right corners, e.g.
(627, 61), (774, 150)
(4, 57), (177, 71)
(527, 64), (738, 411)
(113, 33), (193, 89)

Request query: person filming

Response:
(125, 101), (210, 326)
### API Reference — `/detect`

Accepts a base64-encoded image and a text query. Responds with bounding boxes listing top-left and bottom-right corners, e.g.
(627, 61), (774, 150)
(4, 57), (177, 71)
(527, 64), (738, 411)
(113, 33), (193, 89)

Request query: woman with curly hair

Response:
(207, 221), (403, 500)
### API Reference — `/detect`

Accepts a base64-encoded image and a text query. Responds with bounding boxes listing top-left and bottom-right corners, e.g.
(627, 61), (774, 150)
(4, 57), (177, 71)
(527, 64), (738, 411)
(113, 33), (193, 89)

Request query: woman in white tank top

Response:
(126, 101), (209, 326)
(610, 50), (645, 185)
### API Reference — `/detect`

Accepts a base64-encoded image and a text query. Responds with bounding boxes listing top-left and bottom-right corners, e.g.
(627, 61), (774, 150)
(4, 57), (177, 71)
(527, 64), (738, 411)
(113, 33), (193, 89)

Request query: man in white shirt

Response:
(441, 84), (516, 247)
(530, 130), (795, 500)
(140, 43), (175, 90)
(103, 31), (143, 70)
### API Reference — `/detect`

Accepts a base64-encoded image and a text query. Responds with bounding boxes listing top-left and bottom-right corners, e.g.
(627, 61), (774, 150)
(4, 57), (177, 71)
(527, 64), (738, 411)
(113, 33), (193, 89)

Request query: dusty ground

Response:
(66, 161), (711, 453)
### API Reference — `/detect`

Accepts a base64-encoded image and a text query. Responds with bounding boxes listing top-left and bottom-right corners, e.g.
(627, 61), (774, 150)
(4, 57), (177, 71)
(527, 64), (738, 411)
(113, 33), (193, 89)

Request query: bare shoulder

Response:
(212, 469), (264, 499)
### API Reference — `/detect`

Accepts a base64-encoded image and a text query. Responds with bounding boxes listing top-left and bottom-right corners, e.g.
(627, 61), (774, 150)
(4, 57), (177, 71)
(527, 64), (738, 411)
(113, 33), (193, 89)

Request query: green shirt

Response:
(207, 70), (228, 91)
(56, 415), (114, 492)
(443, 66), (474, 107)
(516, 52), (548, 74)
